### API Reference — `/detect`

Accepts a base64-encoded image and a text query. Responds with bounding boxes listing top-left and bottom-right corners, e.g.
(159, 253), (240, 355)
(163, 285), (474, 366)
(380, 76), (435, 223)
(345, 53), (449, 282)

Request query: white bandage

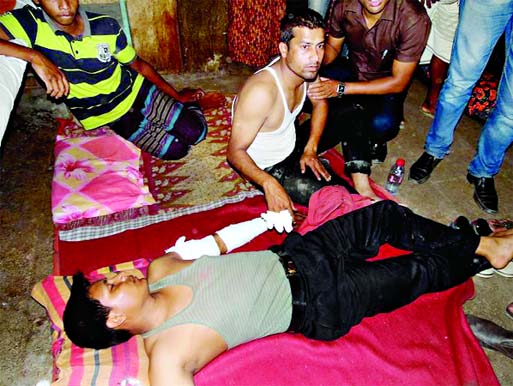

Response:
(260, 210), (293, 233)
(165, 235), (220, 260)
(216, 218), (269, 252)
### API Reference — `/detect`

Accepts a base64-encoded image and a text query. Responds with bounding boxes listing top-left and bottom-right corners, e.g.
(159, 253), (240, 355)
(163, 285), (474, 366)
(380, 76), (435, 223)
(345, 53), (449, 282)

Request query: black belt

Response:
(278, 252), (306, 333)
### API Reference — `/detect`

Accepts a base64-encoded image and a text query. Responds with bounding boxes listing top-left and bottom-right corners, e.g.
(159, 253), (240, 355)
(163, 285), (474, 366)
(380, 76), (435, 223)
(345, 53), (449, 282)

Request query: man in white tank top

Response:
(228, 9), (380, 226)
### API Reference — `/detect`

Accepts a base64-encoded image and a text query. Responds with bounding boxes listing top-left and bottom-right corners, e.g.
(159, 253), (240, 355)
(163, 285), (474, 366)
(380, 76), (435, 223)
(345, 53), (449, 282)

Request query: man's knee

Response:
(170, 105), (208, 145)
(370, 113), (400, 142)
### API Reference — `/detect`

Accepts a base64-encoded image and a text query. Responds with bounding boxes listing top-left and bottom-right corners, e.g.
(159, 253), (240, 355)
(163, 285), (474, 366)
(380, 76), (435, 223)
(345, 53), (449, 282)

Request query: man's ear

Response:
(279, 42), (288, 58)
(106, 311), (126, 329)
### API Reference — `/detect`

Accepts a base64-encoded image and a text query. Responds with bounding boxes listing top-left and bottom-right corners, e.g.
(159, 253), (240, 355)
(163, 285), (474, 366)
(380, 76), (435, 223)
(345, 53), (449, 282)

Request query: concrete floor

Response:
(1, 65), (512, 385)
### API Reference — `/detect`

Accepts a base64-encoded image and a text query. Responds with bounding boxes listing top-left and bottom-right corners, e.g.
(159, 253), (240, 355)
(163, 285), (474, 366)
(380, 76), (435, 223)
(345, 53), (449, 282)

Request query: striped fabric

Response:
(32, 259), (150, 385)
(0, 5), (143, 130)
(128, 85), (207, 159)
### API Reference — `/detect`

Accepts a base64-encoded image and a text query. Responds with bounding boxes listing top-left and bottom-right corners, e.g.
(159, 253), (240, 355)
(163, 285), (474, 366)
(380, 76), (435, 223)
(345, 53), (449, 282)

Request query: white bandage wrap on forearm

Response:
(165, 235), (220, 260)
(216, 218), (268, 252)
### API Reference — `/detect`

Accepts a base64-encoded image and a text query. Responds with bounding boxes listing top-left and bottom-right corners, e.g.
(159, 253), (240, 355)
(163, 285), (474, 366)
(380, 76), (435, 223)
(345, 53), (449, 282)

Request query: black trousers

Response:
(321, 57), (406, 145)
(279, 200), (488, 341)
(264, 129), (357, 207)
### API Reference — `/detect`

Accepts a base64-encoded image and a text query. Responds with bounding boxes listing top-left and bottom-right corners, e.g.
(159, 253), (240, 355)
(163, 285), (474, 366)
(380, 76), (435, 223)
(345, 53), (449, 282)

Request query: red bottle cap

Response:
(396, 158), (405, 166)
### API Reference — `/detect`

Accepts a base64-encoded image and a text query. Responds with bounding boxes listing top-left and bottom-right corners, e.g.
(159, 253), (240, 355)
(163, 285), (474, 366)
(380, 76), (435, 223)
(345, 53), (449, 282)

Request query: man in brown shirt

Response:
(308, 0), (430, 164)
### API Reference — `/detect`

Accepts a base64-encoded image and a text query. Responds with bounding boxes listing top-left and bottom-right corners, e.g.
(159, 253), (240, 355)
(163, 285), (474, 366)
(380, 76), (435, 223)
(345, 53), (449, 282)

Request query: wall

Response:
(80, 0), (229, 73)
(177, 0), (228, 73)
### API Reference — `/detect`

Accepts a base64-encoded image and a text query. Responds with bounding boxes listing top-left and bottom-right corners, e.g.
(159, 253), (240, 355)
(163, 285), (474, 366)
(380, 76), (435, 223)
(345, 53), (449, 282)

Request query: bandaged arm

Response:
(165, 217), (269, 260)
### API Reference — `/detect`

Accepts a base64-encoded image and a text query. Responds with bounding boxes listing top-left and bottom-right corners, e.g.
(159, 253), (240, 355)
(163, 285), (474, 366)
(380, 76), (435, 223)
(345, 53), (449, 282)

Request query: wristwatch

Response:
(336, 82), (346, 98)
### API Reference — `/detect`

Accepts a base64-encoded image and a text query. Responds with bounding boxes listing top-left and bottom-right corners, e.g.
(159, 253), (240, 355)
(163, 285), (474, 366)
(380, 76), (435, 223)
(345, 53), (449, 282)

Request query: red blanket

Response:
(54, 193), (498, 385)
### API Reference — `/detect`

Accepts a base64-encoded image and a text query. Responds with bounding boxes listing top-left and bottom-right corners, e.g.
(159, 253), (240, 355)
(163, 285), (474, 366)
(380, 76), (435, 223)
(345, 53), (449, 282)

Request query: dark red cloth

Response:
(54, 195), (286, 275)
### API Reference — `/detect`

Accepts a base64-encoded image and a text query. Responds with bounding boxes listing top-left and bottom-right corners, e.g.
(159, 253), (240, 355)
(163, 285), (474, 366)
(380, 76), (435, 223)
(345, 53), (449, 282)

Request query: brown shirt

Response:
(326, 0), (430, 81)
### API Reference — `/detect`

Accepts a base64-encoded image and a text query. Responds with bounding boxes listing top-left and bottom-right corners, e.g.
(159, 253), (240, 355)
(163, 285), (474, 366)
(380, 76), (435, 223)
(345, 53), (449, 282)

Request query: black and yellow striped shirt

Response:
(0, 5), (144, 130)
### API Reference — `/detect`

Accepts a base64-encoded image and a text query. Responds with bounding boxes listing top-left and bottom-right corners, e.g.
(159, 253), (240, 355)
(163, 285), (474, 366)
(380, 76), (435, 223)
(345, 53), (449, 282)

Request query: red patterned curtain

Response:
(228, 0), (287, 68)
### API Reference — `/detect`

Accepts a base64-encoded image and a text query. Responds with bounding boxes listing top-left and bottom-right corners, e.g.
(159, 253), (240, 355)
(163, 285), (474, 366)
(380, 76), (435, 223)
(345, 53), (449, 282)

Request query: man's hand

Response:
(31, 51), (69, 98)
(178, 87), (204, 103)
(261, 210), (293, 233)
(307, 77), (338, 100)
(165, 235), (221, 260)
(262, 177), (296, 216)
(300, 149), (331, 181)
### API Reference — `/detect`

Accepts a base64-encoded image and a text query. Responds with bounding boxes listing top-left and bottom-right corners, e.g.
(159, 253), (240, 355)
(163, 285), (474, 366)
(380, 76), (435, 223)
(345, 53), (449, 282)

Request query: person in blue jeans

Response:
(307, 0), (430, 164)
(409, 0), (513, 214)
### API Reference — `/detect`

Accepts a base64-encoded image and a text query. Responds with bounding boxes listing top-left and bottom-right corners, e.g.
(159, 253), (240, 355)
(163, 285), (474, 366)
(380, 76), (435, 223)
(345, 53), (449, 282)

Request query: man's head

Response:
(63, 272), (133, 350)
(279, 8), (326, 47)
(358, 0), (391, 17)
(33, 0), (80, 29)
(278, 9), (326, 81)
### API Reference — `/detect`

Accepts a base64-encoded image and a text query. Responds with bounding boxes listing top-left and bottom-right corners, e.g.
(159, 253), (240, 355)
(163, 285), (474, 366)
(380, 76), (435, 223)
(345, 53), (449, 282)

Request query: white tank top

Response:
(241, 58), (307, 169)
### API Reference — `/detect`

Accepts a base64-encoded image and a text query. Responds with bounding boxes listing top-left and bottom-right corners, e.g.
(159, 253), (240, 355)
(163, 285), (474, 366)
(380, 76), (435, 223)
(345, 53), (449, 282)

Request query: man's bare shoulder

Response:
(238, 70), (278, 105)
(147, 254), (192, 284)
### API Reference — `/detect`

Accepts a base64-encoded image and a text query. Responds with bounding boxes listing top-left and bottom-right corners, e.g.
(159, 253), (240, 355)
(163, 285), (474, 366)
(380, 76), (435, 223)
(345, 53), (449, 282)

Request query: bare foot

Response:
(506, 302), (513, 321)
(479, 228), (513, 269)
(420, 102), (435, 118)
(351, 173), (382, 202)
(198, 92), (226, 110)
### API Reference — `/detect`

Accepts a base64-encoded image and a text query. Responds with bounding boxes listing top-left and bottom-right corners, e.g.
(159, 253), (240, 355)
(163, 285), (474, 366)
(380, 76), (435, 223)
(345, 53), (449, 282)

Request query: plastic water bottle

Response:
(385, 158), (406, 195)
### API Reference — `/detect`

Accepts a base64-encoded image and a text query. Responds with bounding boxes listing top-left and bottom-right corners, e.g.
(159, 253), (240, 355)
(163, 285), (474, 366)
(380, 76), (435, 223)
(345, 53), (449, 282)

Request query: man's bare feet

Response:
(478, 228), (513, 269)
(420, 102), (435, 118)
(198, 92), (226, 110)
(352, 173), (382, 202)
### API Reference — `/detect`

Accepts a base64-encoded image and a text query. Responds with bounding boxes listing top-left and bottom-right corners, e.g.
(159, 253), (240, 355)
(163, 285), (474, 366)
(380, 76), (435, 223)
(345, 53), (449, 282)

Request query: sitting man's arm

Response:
(228, 79), (296, 215)
(129, 56), (202, 103)
(308, 26), (425, 99)
(300, 89), (331, 181)
(0, 30), (69, 98)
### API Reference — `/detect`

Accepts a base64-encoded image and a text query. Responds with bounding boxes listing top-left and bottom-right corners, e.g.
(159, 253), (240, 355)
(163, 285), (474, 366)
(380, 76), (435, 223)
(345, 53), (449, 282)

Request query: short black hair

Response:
(63, 272), (133, 350)
(280, 8), (326, 45)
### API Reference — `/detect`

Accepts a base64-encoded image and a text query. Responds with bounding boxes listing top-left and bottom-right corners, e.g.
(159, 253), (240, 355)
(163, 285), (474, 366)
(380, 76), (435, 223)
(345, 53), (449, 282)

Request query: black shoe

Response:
(371, 142), (387, 164)
(471, 218), (493, 236)
(467, 314), (513, 360)
(408, 152), (442, 184)
(466, 173), (498, 214)
(449, 216), (475, 234)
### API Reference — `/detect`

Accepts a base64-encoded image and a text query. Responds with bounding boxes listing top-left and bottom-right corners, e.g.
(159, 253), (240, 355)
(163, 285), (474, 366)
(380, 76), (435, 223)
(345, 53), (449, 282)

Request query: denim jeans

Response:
(322, 57), (406, 145)
(279, 200), (486, 340)
(425, 0), (513, 177)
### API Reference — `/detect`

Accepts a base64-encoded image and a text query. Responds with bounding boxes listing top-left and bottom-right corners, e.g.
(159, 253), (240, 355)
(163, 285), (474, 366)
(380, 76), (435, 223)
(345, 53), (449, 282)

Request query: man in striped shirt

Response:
(0, 0), (223, 159)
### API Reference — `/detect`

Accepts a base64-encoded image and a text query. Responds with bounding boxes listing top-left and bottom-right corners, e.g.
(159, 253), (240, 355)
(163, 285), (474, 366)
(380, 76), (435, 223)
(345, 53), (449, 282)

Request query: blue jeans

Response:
(425, 0), (513, 178)
(322, 57), (406, 144)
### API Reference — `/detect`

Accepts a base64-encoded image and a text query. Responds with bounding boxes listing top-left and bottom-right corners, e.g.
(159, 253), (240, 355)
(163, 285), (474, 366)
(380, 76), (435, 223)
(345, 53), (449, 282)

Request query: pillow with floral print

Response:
(52, 133), (155, 224)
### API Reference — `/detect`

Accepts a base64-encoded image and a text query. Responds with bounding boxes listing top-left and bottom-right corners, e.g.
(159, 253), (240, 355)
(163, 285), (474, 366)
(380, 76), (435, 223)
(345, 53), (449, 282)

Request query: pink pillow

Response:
(52, 133), (155, 224)
(32, 259), (151, 385)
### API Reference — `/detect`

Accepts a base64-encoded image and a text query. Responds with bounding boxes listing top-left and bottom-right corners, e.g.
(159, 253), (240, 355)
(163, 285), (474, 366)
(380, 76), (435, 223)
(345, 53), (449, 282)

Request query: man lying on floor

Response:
(63, 200), (513, 386)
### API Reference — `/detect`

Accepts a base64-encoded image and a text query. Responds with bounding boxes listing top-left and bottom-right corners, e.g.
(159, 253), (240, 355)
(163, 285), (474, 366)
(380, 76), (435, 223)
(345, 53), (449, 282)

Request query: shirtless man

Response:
(227, 9), (379, 226)
(64, 200), (513, 386)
